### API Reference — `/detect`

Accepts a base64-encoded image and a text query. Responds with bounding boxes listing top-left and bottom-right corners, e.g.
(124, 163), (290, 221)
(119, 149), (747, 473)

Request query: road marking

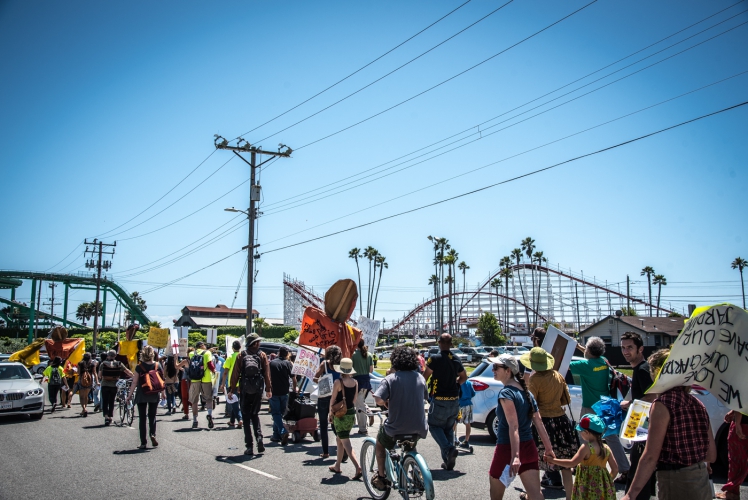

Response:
(220, 457), (280, 480)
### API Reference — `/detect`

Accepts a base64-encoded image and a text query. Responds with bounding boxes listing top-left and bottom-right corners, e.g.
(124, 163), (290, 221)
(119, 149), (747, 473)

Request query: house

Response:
(174, 304), (259, 328)
(579, 313), (685, 365)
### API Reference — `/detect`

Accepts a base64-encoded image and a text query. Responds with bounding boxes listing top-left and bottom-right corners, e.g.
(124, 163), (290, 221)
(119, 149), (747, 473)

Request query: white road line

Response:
(220, 457), (280, 480)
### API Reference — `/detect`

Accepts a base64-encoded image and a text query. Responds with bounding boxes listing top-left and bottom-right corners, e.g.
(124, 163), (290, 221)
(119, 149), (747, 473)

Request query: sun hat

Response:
(576, 413), (606, 434)
(486, 353), (519, 375)
(334, 357), (357, 375)
(246, 333), (264, 345)
(520, 347), (555, 372)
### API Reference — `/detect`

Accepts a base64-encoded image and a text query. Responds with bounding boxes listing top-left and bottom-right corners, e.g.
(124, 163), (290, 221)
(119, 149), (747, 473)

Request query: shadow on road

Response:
(430, 469), (466, 481)
(172, 427), (209, 432)
(113, 448), (150, 455)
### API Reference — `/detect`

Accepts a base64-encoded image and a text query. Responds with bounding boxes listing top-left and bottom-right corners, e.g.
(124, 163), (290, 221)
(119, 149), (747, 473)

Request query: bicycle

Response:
(116, 379), (135, 427)
(360, 410), (435, 500)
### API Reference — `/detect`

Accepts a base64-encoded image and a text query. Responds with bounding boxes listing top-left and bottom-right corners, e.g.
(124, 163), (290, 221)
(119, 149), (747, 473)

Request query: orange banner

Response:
(45, 338), (84, 363)
(299, 306), (362, 359)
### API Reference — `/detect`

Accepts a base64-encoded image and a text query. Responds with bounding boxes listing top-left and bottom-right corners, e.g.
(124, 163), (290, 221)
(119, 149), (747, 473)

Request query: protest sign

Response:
(206, 328), (217, 345)
(541, 325), (577, 377)
(358, 316), (381, 352)
(299, 306), (362, 358)
(292, 348), (320, 380)
(619, 399), (652, 442)
(166, 329), (180, 356)
(178, 338), (188, 357)
(225, 335), (245, 354)
(148, 327), (170, 349)
(647, 304), (748, 413)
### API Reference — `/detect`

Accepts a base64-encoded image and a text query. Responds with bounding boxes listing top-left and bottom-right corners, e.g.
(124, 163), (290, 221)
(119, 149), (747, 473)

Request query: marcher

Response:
(371, 346), (429, 491)
(42, 356), (65, 412)
(62, 359), (77, 408)
(188, 341), (215, 429)
(269, 345), (295, 445)
(228, 333), (272, 456)
(622, 349), (717, 500)
(488, 353), (555, 500)
(99, 350), (133, 426)
(546, 413), (617, 500)
(521, 347), (578, 500)
(220, 340), (243, 428)
(212, 349), (224, 410)
(570, 336), (630, 482)
(423, 333), (467, 471)
(125, 345), (163, 449)
(351, 339), (374, 435)
(313, 345), (342, 459)
(717, 410), (748, 500)
(327, 358), (361, 479)
(180, 349), (192, 420)
(77, 352), (97, 417)
(89, 354), (100, 412)
(455, 377), (476, 449)
(620, 331), (657, 500)
(163, 355), (180, 414)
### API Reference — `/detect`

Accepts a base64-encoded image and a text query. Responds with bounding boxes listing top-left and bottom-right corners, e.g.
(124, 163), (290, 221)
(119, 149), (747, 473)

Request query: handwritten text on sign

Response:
(648, 304), (748, 411)
(292, 348), (320, 380)
(358, 316), (381, 352)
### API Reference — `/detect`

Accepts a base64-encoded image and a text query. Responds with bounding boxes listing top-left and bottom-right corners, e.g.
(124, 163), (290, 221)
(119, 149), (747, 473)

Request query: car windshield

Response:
(0, 365), (31, 380)
(450, 349), (462, 353)
(469, 361), (491, 378)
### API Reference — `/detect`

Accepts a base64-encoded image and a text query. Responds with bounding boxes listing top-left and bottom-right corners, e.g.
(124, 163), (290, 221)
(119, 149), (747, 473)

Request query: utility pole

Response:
(215, 135), (293, 335)
(626, 275), (630, 315)
(43, 283), (61, 326)
(84, 239), (116, 355)
(34, 279), (43, 338)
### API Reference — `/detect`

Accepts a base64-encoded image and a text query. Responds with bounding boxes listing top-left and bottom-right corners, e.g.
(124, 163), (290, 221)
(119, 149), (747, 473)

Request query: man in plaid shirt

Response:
(623, 349), (717, 500)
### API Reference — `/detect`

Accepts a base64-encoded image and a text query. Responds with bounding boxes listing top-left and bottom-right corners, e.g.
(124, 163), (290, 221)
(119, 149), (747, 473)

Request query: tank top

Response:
(336, 381), (357, 409)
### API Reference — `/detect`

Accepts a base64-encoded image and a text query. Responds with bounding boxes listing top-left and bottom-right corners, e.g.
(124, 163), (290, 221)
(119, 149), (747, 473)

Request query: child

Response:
(546, 413), (617, 500)
(455, 379), (476, 449)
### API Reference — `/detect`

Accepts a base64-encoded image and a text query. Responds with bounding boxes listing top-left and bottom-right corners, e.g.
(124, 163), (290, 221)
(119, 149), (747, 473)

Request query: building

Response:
(579, 313), (685, 365)
(174, 305), (259, 329)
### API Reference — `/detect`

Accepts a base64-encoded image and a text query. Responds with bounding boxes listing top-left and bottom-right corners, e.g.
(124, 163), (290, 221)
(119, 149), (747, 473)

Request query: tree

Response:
(476, 312), (505, 346)
(348, 248), (363, 316)
(653, 274), (667, 317)
(640, 266), (655, 316)
(490, 278), (502, 327)
(621, 306), (638, 316)
(76, 302), (95, 325)
(428, 274), (439, 333)
(500, 260), (513, 334)
(371, 254), (388, 319)
(444, 248), (458, 335)
(732, 257), (747, 309)
(532, 250), (545, 327)
(511, 247), (531, 333)
(253, 317), (269, 333)
(668, 311), (683, 318)
(458, 260), (469, 320)
(521, 238), (537, 327)
(126, 291), (147, 322)
(363, 246), (378, 317)
(147, 320), (162, 328)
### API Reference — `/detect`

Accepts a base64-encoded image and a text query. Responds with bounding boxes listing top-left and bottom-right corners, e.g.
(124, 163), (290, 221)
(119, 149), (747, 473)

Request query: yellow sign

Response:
(148, 327), (170, 348)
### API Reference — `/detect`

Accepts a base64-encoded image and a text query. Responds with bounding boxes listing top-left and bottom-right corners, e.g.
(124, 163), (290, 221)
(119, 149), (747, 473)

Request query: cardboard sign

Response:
(225, 335), (245, 354)
(45, 338), (85, 365)
(619, 399), (652, 442)
(148, 327), (170, 349)
(206, 328), (218, 345)
(541, 325), (577, 377)
(358, 316), (381, 352)
(166, 329), (180, 356)
(292, 348), (320, 380)
(647, 304), (748, 412)
(299, 306), (362, 359)
(178, 338), (188, 357)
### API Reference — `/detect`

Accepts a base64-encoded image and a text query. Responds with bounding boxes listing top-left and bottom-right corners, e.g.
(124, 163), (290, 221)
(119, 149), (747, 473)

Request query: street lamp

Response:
(225, 207), (253, 335)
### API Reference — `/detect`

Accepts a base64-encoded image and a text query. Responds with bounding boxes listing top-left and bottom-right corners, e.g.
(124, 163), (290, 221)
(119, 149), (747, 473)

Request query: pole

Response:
(575, 282), (581, 334)
(35, 279), (42, 338)
(626, 275), (630, 315)
(84, 239), (116, 355)
(63, 282), (69, 327)
(28, 279), (36, 345)
(246, 150), (256, 336)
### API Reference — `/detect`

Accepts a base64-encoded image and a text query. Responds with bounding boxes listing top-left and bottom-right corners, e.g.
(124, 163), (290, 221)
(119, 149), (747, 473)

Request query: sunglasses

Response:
(492, 364), (507, 371)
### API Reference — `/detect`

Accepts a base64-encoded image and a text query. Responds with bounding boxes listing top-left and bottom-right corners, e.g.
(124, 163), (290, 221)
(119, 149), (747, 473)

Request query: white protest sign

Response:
(541, 325), (577, 377)
(358, 316), (381, 352)
(292, 348), (320, 380)
(206, 328), (218, 345)
(178, 338), (188, 357)
(619, 399), (652, 443)
(166, 329), (180, 356)
(647, 304), (748, 413)
(225, 335), (245, 354)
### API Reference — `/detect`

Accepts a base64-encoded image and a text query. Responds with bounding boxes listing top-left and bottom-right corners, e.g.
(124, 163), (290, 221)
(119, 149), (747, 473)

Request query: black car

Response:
(258, 342), (297, 357)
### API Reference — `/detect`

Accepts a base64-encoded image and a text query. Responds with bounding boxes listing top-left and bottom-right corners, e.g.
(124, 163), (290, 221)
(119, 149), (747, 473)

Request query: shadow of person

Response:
(113, 448), (150, 455)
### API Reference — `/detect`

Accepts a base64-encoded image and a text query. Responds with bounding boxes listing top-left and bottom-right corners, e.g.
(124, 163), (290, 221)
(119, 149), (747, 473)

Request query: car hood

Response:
(0, 380), (37, 391)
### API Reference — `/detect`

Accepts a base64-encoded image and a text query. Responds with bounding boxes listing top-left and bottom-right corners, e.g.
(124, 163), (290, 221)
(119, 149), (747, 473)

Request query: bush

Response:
(283, 330), (299, 343)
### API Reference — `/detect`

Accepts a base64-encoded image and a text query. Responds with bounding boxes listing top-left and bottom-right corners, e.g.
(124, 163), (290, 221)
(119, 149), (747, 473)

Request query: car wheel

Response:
(487, 410), (497, 440)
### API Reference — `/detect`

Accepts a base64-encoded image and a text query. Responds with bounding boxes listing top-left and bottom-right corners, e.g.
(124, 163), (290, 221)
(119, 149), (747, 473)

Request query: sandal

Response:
(319, 453), (330, 459)
(328, 466), (342, 474)
(520, 493), (528, 500)
(352, 468), (362, 480)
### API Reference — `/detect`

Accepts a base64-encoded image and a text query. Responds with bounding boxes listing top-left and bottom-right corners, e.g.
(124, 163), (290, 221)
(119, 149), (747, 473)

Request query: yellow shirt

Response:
(528, 369), (570, 418)
(188, 350), (213, 383)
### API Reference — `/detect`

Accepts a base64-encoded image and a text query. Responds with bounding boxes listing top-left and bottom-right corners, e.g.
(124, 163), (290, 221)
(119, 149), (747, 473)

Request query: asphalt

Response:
(0, 389), (744, 500)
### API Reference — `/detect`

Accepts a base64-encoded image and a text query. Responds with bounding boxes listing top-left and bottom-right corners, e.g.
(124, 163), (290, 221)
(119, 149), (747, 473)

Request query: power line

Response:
(258, 100), (747, 255)
(45, 241), (84, 272)
(250, 0), (514, 144)
(140, 249), (245, 294)
(235, 0), (473, 140)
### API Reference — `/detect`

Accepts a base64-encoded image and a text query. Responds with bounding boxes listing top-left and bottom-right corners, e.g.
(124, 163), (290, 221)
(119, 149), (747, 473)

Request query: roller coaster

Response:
(283, 264), (671, 338)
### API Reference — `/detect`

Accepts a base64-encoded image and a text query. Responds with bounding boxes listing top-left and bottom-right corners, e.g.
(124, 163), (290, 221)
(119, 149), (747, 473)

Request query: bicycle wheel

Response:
(361, 439), (390, 500)
(126, 401), (135, 426)
(118, 399), (126, 426)
(401, 455), (429, 499)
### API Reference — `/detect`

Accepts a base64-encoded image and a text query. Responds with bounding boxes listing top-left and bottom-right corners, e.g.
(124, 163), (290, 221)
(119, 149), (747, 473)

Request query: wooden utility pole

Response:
(84, 239), (116, 355)
(214, 135), (292, 335)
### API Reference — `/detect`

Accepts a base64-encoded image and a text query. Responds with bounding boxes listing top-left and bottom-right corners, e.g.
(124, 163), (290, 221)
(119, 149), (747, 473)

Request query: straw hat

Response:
(324, 279), (358, 323)
(334, 357), (357, 375)
(520, 347), (555, 372)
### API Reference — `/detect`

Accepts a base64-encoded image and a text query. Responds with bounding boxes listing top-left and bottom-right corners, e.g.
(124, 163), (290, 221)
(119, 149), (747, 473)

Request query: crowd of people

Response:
(39, 327), (746, 500)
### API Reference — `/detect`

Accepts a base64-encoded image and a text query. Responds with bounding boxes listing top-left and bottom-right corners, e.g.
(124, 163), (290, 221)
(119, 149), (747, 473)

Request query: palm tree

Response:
(444, 250), (458, 335)
(732, 257), (747, 309)
(435, 238), (450, 333)
(653, 274), (667, 316)
(371, 254), (388, 319)
(76, 302), (94, 326)
(348, 248), (363, 316)
(428, 274), (439, 332)
(126, 291), (147, 322)
(500, 264), (513, 334)
(522, 238), (537, 328)
(363, 246), (377, 316)
(532, 250), (545, 327)
(641, 266), (656, 316)
(491, 277), (502, 327)
(511, 247), (531, 333)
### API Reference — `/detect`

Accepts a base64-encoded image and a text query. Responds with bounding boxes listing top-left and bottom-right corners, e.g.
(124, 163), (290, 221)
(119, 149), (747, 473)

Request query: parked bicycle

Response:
(360, 410), (434, 500)
(116, 379), (135, 427)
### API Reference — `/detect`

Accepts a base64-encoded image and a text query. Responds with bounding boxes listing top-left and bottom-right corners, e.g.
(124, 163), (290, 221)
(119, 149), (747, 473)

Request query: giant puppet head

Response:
(299, 279), (362, 359)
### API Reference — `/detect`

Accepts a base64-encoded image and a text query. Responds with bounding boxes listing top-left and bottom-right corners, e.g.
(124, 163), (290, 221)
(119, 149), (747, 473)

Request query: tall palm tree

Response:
(363, 246), (377, 316)
(511, 247), (531, 333)
(522, 238), (536, 328)
(653, 274), (667, 316)
(427, 236), (441, 332)
(436, 238), (450, 333)
(371, 254), (388, 319)
(500, 264), (513, 334)
(428, 274), (439, 332)
(458, 260), (469, 327)
(444, 250), (457, 335)
(348, 248), (363, 316)
(641, 266), (656, 316)
(491, 277), (502, 328)
(532, 250), (545, 327)
(732, 257), (747, 309)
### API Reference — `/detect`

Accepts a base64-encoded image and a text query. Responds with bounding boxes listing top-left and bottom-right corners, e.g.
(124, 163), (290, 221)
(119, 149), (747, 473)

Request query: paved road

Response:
(1, 391), (744, 500)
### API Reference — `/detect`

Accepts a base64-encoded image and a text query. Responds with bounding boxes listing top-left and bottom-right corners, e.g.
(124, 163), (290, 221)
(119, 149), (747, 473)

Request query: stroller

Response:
(283, 392), (319, 443)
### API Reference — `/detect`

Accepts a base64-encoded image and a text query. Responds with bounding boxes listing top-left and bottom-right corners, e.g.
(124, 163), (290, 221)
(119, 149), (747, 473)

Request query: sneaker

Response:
(257, 439), (265, 453)
(244, 447), (254, 456)
(150, 435), (159, 447)
(207, 415), (214, 429)
(371, 475), (390, 491)
(281, 433), (289, 446)
(192, 421), (198, 429)
(446, 447), (458, 470)
(51, 404), (56, 413)
(182, 414), (189, 420)
(94, 405), (100, 413)
(237, 421), (243, 429)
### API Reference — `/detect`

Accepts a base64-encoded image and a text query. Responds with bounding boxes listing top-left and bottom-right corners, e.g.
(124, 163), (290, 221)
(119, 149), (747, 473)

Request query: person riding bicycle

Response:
(371, 346), (429, 491)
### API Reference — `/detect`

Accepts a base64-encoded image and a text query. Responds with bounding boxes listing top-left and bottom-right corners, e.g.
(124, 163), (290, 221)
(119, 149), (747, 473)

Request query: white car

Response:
(0, 362), (45, 419)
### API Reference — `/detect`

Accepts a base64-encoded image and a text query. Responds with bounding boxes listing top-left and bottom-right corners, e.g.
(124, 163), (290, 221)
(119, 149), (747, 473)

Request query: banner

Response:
(10, 339), (45, 368)
(166, 329), (180, 356)
(44, 338), (85, 365)
(291, 348), (320, 380)
(647, 304), (748, 413)
(299, 306), (362, 358)
(119, 340), (140, 370)
(148, 327), (170, 349)
(619, 399), (652, 442)
(358, 316), (381, 352)
(206, 328), (218, 345)
(541, 325), (577, 377)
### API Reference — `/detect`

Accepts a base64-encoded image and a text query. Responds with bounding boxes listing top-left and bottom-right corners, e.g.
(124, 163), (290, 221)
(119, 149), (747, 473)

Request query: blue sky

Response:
(1, 0), (747, 328)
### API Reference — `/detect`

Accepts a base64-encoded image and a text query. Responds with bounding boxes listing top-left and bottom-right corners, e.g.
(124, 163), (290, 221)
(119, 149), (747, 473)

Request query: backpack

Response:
(187, 350), (206, 380)
(80, 362), (93, 388)
(606, 359), (632, 400)
(101, 361), (122, 382)
(240, 350), (265, 395)
(139, 363), (165, 395)
(49, 367), (62, 386)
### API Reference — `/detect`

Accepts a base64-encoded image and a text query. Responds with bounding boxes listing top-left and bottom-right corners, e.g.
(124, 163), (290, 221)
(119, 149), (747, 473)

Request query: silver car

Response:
(0, 362), (45, 419)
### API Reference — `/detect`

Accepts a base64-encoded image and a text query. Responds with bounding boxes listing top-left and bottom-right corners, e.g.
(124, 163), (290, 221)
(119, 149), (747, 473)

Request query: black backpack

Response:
(606, 359), (632, 399)
(240, 350), (264, 395)
(187, 350), (206, 380)
(49, 366), (62, 386)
